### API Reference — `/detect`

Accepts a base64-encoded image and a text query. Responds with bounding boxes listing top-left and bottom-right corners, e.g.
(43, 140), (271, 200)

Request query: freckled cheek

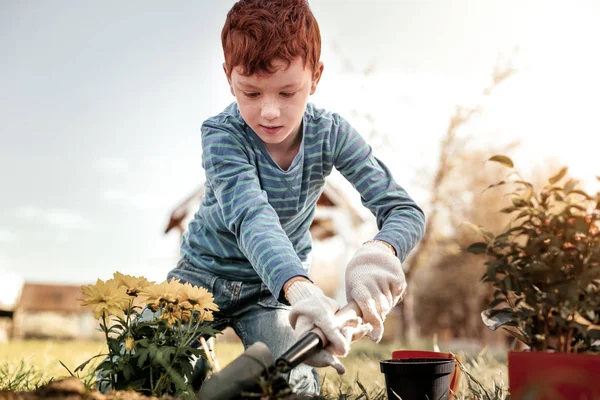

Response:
(279, 104), (290, 115)
(241, 103), (261, 124)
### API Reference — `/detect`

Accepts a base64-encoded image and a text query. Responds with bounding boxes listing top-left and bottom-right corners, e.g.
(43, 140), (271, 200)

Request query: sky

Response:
(1, 0), (599, 289)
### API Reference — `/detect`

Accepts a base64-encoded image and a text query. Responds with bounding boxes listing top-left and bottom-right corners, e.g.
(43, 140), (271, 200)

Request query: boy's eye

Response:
(280, 92), (296, 98)
(244, 92), (260, 98)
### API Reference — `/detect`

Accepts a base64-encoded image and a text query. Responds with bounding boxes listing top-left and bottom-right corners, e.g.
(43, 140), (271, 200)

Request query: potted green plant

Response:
(467, 155), (600, 400)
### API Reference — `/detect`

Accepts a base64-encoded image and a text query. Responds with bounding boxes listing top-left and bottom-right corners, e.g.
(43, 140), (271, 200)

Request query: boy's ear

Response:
(310, 61), (324, 95)
(223, 63), (235, 96)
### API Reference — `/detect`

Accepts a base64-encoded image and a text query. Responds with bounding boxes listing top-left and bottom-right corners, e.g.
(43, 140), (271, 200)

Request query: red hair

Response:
(221, 0), (321, 78)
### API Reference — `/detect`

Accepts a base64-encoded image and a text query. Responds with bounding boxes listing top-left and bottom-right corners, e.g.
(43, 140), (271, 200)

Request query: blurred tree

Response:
(330, 44), (519, 341)
(394, 62), (518, 342)
(412, 149), (512, 340)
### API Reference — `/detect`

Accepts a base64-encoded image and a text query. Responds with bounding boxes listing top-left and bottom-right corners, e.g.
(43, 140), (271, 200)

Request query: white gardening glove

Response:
(287, 281), (372, 374)
(345, 241), (407, 343)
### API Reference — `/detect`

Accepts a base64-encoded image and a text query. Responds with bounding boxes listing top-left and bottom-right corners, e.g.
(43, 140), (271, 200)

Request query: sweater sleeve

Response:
(201, 116), (309, 299)
(330, 113), (426, 262)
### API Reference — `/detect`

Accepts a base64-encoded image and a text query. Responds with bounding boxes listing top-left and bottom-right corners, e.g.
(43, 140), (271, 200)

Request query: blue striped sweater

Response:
(178, 102), (425, 301)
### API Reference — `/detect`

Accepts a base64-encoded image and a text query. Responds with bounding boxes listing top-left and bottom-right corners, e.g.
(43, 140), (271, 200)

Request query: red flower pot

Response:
(509, 351), (600, 400)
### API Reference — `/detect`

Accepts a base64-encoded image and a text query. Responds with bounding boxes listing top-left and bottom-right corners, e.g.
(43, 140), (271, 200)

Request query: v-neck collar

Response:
(246, 116), (306, 174)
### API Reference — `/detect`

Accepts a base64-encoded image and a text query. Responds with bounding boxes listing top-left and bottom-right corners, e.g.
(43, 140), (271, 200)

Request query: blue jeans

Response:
(167, 257), (320, 395)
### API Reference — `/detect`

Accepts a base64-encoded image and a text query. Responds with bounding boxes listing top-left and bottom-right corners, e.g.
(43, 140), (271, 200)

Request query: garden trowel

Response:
(197, 300), (363, 400)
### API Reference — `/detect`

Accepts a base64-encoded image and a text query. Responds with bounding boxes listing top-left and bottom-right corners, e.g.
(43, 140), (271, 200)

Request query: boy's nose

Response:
(261, 102), (280, 120)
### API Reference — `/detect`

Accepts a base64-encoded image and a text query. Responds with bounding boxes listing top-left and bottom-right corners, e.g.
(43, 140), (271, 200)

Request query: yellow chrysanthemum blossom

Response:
(160, 303), (182, 327)
(178, 282), (219, 322)
(113, 272), (152, 297)
(125, 336), (135, 351)
(181, 309), (191, 324)
(140, 278), (182, 305)
(178, 283), (219, 311)
(79, 278), (130, 320)
(197, 309), (215, 322)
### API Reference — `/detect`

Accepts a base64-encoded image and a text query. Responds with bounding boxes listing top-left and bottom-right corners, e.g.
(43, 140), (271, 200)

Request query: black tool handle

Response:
(275, 332), (322, 373)
(275, 300), (362, 373)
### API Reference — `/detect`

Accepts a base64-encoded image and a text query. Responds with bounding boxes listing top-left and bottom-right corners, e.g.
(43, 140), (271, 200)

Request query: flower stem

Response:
(102, 314), (117, 390)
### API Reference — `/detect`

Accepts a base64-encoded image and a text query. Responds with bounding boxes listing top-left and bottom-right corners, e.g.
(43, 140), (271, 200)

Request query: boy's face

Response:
(226, 57), (323, 151)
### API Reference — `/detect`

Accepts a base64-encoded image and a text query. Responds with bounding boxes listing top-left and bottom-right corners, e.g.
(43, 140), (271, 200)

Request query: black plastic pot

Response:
(380, 358), (455, 400)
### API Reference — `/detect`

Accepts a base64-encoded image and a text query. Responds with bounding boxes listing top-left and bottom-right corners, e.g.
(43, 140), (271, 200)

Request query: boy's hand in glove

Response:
(286, 280), (372, 374)
(345, 240), (407, 343)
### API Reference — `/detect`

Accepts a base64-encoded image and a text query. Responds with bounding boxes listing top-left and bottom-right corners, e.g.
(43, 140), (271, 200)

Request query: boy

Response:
(167, 0), (425, 395)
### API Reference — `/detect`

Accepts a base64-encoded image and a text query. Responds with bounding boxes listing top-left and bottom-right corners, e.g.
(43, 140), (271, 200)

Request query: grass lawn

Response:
(0, 338), (509, 398)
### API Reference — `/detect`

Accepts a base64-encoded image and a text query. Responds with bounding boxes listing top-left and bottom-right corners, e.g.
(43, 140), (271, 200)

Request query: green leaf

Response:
(487, 264), (497, 281)
(122, 363), (135, 381)
(74, 353), (108, 373)
(522, 186), (534, 202)
(531, 233), (557, 247)
(550, 201), (569, 215)
(515, 180), (533, 188)
(179, 359), (194, 379)
(549, 167), (568, 185)
(462, 221), (494, 239)
(156, 347), (176, 365)
(512, 198), (527, 207)
(108, 338), (121, 355)
(502, 327), (530, 346)
(488, 155), (514, 169)
(467, 242), (489, 254)
(195, 325), (222, 338)
(527, 261), (549, 273)
(126, 378), (146, 391)
(488, 298), (505, 308)
(483, 180), (507, 193)
(568, 190), (592, 200)
(184, 347), (202, 357)
(564, 179), (579, 194)
(59, 360), (74, 377)
(569, 203), (587, 211)
(480, 272), (491, 282)
(481, 309), (515, 331)
(516, 210), (530, 219)
(148, 343), (158, 362)
(137, 348), (149, 368)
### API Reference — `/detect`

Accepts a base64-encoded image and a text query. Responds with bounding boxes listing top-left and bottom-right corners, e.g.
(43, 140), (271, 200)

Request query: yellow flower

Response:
(160, 303), (182, 327)
(178, 282), (219, 322)
(113, 272), (152, 297)
(197, 309), (215, 322)
(181, 309), (191, 324)
(79, 279), (130, 320)
(125, 336), (135, 351)
(140, 278), (182, 305)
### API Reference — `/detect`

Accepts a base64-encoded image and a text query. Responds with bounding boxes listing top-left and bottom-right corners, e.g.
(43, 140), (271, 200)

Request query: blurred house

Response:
(12, 283), (101, 340)
(0, 270), (24, 342)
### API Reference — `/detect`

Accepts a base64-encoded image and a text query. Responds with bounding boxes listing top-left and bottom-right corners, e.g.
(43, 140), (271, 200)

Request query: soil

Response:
(0, 378), (179, 400)
(0, 378), (316, 400)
